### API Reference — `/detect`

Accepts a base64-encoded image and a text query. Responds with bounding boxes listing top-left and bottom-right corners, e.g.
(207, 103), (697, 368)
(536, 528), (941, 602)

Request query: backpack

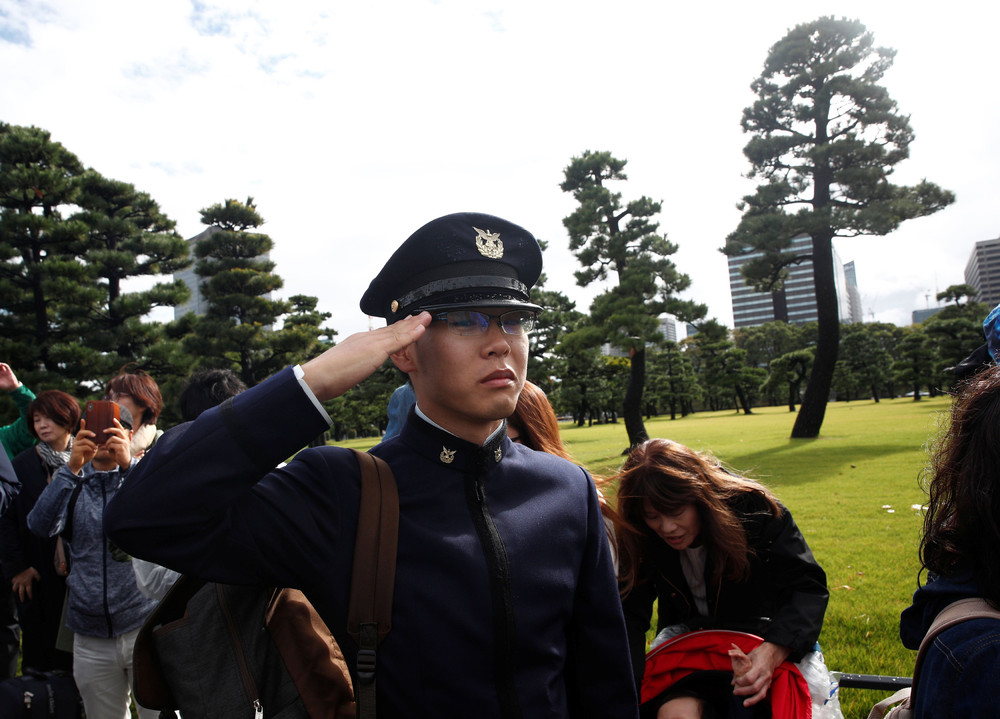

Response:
(132, 448), (398, 719)
(867, 597), (1000, 719)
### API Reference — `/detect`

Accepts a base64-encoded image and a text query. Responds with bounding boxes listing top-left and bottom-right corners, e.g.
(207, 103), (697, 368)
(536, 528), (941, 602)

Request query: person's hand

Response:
(0, 363), (21, 393)
(102, 419), (133, 469)
(730, 641), (790, 707)
(302, 312), (431, 401)
(68, 420), (98, 474)
(11, 567), (41, 602)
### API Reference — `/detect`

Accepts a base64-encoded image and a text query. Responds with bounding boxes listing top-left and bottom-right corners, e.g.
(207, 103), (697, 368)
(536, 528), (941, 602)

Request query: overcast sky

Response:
(1, 0), (996, 340)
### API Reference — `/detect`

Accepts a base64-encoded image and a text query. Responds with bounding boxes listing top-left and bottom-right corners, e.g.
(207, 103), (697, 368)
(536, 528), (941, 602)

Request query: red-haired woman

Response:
(615, 439), (828, 719)
(1, 390), (80, 672)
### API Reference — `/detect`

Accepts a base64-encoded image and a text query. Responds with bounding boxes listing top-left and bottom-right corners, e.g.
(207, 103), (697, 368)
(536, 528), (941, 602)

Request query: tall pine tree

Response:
(723, 17), (954, 437)
(561, 150), (704, 447)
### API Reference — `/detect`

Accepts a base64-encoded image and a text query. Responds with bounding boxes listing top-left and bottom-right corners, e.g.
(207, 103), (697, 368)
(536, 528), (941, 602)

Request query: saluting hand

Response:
(302, 312), (431, 402)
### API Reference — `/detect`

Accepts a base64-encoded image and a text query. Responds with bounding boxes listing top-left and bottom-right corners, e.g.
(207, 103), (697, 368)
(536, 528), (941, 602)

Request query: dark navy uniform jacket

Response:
(105, 367), (638, 718)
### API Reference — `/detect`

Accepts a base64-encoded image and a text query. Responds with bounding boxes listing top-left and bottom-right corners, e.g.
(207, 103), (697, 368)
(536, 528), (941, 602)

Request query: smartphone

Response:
(85, 400), (120, 444)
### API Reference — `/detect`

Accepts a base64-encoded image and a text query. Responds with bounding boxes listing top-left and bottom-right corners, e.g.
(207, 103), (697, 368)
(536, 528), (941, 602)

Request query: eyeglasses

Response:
(432, 310), (537, 336)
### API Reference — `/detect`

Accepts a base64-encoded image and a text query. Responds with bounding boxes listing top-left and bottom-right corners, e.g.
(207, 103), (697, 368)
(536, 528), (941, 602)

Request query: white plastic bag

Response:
(796, 646), (845, 719)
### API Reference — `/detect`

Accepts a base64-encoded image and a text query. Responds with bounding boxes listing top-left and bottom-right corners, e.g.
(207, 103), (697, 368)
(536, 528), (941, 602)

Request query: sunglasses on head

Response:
(432, 310), (537, 336)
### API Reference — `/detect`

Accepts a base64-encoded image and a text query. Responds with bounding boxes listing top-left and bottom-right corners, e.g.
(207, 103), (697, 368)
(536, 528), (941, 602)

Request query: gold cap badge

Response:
(474, 227), (503, 259)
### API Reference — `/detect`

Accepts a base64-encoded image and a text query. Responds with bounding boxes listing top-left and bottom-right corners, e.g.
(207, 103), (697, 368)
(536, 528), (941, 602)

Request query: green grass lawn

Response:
(337, 396), (950, 718)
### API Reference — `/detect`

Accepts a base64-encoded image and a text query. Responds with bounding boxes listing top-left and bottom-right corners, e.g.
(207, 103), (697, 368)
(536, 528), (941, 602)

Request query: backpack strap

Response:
(61, 480), (85, 544)
(869, 597), (1000, 718)
(347, 449), (398, 719)
(912, 597), (1000, 689)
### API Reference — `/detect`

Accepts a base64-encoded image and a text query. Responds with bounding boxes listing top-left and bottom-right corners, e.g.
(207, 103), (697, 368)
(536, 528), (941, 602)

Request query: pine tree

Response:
(724, 17), (954, 437)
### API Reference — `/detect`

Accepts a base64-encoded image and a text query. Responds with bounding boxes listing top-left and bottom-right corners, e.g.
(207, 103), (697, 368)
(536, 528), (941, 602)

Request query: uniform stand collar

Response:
(398, 413), (508, 474)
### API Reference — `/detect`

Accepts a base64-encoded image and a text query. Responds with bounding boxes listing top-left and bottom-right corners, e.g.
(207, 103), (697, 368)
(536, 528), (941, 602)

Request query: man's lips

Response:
(482, 369), (516, 385)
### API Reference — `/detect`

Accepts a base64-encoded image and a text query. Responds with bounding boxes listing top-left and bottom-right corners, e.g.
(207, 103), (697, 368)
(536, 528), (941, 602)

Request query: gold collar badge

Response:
(494, 446), (502, 462)
(474, 227), (503, 259)
(440, 446), (456, 464)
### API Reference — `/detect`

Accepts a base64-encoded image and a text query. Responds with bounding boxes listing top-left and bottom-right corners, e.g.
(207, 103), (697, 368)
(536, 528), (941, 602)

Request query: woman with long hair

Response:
(615, 439), (828, 719)
(1, 390), (80, 672)
(898, 364), (1000, 716)
(507, 381), (573, 460)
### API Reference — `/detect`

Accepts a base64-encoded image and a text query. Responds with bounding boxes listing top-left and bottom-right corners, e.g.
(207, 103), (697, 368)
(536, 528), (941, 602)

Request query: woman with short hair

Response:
(1, 389), (81, 672)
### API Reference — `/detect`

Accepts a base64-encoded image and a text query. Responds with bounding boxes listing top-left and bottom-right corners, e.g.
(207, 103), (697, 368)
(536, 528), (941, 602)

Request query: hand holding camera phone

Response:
(84, 400), (121, 445)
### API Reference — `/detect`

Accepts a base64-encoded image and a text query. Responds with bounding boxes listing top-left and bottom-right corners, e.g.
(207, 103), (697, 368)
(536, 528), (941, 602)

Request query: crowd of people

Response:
(0, 211), (996, 718)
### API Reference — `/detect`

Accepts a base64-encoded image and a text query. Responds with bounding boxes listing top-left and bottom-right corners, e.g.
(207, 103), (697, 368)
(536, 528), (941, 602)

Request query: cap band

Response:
(395, 274), (529, 313)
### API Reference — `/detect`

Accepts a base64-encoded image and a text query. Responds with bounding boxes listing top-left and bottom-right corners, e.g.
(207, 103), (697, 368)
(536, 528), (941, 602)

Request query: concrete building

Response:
(843, 261), (864, 324)
(964, 237), (1000, 309)
(912, 307), (945, 325)
(658, 315), (677, 343)
(174, 226), (273, 321)
(728, 234), (855, 329)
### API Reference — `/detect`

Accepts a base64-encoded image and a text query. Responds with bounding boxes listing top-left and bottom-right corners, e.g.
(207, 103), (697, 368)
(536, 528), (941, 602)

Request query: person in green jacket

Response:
(0, 363), (36, 461)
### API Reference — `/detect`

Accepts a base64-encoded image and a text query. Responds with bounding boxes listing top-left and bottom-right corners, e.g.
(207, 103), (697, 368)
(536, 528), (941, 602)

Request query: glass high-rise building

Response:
(728, 234), (855, 329)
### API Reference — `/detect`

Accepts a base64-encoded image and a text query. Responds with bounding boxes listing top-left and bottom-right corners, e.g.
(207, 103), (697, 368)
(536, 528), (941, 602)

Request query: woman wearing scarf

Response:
(0, 389), (80, 672)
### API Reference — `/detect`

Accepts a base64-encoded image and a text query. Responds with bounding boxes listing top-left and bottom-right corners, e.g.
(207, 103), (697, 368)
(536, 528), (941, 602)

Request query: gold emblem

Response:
(440, 447), (456, 464)
(474, 227), (503, 259)
(494, 447), (502, 462)
(390, 300), (399, 313)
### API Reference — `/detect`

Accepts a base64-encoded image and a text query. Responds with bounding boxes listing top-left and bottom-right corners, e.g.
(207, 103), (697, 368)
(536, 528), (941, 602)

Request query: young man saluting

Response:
(105, 212), (638, 718)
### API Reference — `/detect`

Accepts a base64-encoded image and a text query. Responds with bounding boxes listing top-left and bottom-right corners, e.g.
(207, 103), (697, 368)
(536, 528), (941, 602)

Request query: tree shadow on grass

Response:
(724, 440), (920, 487)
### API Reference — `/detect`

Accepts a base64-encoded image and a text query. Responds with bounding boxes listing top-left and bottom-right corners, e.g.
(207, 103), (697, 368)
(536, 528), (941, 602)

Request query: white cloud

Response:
(1, 0), (996, 339)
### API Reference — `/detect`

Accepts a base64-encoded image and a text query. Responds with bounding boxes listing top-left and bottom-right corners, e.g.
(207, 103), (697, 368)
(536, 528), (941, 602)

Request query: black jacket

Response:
(621, 492), (829, 686)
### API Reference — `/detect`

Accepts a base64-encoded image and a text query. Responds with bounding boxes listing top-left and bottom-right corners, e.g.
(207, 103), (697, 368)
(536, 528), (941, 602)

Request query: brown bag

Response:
(132, 449), (398, 719)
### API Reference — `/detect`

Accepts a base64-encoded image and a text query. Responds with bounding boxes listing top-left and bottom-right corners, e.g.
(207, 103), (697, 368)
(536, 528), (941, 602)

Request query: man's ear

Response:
(390, 346), (417, 374)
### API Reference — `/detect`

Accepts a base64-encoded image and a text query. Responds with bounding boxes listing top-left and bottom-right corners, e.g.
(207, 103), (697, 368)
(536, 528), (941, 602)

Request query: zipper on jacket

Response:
(215, 584), (263, 717)
(465, 476), (523, 719)
(101, 481), (114, 638)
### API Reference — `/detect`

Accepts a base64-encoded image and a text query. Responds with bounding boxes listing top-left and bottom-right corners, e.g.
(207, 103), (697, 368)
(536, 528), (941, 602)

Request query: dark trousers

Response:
(0, 579), (20, 678)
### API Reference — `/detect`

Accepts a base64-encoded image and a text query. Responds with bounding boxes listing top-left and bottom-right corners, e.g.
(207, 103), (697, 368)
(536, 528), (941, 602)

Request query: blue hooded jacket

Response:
(27, 460), (157, 638)
(899, 571), (1000, 718)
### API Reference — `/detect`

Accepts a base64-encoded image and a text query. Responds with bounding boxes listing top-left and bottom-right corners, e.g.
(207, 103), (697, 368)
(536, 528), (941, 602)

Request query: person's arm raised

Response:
(301, 312), (429, 401)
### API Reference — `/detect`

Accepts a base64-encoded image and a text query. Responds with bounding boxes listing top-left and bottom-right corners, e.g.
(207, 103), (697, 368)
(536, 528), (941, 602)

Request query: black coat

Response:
(621, 492), (829, 686)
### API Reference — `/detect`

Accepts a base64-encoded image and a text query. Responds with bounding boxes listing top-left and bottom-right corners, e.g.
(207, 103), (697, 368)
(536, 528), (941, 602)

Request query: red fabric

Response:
(640, 630), (811, 719)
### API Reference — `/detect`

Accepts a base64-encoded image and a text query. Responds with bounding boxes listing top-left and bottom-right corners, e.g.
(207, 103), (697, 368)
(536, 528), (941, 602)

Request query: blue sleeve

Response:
(26, 464), (77, 538)
(104, 367), (346, 587)
(567, 471), (640, 717)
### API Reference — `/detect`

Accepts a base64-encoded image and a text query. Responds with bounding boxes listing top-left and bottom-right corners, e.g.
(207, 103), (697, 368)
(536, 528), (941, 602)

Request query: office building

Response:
(174, 226), (272, 320)
(843, 261), (864, 324)
(964, 237), (1000, 309)
(728, 234), (855, 329)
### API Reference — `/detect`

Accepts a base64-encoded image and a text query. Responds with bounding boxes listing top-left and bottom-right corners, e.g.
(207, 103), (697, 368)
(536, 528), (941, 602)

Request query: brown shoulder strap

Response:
(911, 597), (1000, 691)
(347, 449), (398, 641)
(346, 449), (398, 719)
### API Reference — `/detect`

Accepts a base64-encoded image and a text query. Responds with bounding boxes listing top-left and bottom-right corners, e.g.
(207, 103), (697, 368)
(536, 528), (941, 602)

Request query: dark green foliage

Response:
(723, 17), (954, 438)
(561, 150), (705, 446)
(183, 198), (327, 386)
(0, 123), (88, 387)
(761, 349), (814, 411)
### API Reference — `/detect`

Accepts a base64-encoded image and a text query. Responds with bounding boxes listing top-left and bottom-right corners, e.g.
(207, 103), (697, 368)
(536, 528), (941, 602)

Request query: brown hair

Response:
(508, 382), (573, 461)
(615, 438), (781, 596)
(921, 365), (1000, 603)
(27, 390), (81, 439)
(105, 367), (163, 427)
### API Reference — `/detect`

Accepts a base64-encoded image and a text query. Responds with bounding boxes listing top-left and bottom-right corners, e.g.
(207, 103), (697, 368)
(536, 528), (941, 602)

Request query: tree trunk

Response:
(791, 233), (839, 438)
(623, 347), (649, 448)
(735, 385), (753, 415)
